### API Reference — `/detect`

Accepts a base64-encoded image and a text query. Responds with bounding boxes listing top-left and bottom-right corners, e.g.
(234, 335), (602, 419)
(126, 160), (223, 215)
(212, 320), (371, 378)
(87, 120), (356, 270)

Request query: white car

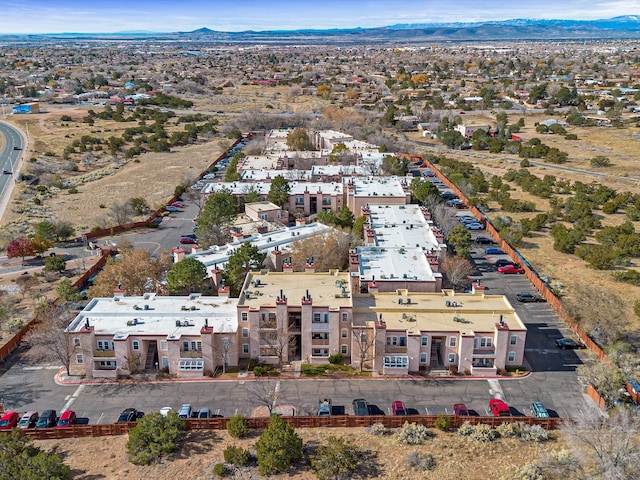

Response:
(159, 407), (173, 417)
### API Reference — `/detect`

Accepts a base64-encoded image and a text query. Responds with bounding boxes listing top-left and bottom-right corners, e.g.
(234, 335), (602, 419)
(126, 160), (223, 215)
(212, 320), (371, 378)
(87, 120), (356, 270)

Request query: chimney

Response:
(114, 283), (127, 297)
(295, 217), (306, 227)
(171, 247), (186, 263)
(270, 248), (283, 272)
(305, 257), (316, 273)
(283, 257), (294, 272)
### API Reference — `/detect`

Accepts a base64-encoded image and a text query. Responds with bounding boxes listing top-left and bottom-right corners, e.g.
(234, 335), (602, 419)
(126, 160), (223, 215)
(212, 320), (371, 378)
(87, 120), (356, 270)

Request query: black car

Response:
(13, 146), (21, 150)
(515, 292), (545, 303)
(35, 409), (57, 428)
(556, 338), (584, 349)
(475, 236), (495, 245)
(116, 408), (144, 423)
(495, 259), (516, 268)
(2, 170), (11, 175)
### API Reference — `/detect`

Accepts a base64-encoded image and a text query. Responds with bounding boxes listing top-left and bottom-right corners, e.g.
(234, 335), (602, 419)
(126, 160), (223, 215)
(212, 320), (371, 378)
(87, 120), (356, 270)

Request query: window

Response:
(420, 352), (428, 363)
(313, 312), (321, 323)
(507, 351), (516, 362)
(295, 197), (304, 205)
(182, 340), (189, 351)
(312, 348), (329, 357)
(241, 312), (248, 322)
(74, 338), (80, 347)
(312, 333), (329, 340)
(76, 354), (83, 364)
(448, 353), (456, 363)
(479, 337), (492, 348)
(98, 361), (116, 369)
(313, 312), (329, 323)
(510, 335), (518, 346)
(242, 328), (249, 338)
(449, 337), (457, 347)
(242, 344), (250, 355)
(132, 340), (140, 351)
(161, 356), (169, 368)
(160, 340), (168, 351)
(190, 341), (202, 351)
(341, 344), (348, 355)
(179, 359), (204, 371)
(386, 336), (407, 346)
(383, 356), (408, 368)
(341, 328), (348, 338)
(342, 312), (348, 322)
(97, 340), (113, 350)
(421, 335), (429, 346)
(322, 198), (332, 205)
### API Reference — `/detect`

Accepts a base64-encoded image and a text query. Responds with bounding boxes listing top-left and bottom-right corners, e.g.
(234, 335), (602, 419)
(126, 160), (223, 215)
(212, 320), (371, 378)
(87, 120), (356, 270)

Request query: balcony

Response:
(471, 365), (497, 376)
(311, 339), (330, 346)
(385, 346), (407, 354)
(311, 322), (330, 331)
(93, 349), (116, 357)
(180, 350), (203, 358)
(472, 348), (496, 357)
(92, 368), (118, 379)
(259, 320), (277, 329)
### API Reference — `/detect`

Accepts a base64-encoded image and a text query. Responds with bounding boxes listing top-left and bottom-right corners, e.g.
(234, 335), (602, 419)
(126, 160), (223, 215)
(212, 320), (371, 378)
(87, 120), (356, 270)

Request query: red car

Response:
(498, 264), (525, 274)
(0, 411), (20, 430)
(171, 202), (184, 208)
(453, 403), (469, 416)
(489, 399), (511, 417)
(179, 236), (198, 244)
(56, 410), (76, 428)
(391, 400), (407, 416)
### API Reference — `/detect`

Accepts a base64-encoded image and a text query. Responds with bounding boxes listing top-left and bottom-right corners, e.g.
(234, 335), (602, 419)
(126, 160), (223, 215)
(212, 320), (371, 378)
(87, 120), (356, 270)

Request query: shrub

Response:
(223, 445), (250, 466)
(496, 421), (526, 438)
(310, 436), (361, 480)
(434, 414), (451, 431)
(471, 423), (497, 443)
(367, 422), (387, 436)
(68, 187), (78, 194)
(397, 422), (432, 445)
(255, 414), (302, 475)
(213, 463), (228, 477)
(33, 197), (41, 205)
(522, 424), (549, 442)
(456, 421), (475, 437)
(126, 411), (186, 465)
(404, 451), (436, 471)
(510, 463), (544, 480)
(328, 352), (343, 364)
(226, 414), (249, 439)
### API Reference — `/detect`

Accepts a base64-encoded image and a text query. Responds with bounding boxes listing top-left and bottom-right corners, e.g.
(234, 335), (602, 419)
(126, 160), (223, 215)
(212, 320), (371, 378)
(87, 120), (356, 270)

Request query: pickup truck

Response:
(318, 398), (332, 416)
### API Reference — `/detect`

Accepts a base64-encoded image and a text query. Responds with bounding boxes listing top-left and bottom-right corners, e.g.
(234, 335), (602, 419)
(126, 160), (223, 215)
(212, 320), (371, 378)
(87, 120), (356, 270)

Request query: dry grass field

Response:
(35, 427), (561, 480)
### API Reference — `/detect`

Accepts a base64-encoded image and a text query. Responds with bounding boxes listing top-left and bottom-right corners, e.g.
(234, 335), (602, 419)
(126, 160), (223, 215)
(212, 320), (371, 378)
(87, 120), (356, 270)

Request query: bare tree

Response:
(441, 255), (473, 291)
(246, 378), (282, 415)
(576, 354), (625, 409)
(123, 352), (144, 375)
(109, 201), (134, 226)
(352, 326), (375, 373)
(553, 406), (640, 479)
(260, 327), (295, 372)
(25, 303), (77, 375)
(212, 335), (232, 375)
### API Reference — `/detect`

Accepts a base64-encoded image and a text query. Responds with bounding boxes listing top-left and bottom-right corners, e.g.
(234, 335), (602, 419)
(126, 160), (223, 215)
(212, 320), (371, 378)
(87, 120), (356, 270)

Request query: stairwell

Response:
(145, 342), (157, 370)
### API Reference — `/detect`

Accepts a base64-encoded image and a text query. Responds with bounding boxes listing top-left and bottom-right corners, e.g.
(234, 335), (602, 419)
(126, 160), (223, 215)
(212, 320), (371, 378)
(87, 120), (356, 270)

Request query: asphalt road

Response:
(0, 121), (24, 212)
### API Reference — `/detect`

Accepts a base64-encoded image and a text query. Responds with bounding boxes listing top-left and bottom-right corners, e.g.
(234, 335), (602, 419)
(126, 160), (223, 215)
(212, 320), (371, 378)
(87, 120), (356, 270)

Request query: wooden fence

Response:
(16, 414), (561, 440)
(420, 157), (608, 363)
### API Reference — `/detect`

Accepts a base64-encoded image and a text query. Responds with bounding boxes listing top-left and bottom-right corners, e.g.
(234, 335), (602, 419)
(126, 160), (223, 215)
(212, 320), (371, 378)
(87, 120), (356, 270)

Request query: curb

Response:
(54, 368), (531, 386)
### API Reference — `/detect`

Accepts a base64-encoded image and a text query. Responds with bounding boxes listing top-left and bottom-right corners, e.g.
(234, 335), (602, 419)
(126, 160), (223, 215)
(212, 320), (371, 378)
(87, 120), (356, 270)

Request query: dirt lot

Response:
(36, 427), (560, 480)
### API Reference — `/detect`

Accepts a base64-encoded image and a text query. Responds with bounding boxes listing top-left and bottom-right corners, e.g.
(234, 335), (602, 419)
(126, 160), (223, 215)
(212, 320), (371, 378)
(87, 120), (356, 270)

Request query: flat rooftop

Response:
(366, 291), (526, 334)
(240, 271), (352, 310)
(202, 181), (343, 196)
(349, 176), (408, 198)
(67, 294), (239, 338)
(241, 169), (312, 181)
(367, 204), (444, 252)
(357, 246), (439, 283)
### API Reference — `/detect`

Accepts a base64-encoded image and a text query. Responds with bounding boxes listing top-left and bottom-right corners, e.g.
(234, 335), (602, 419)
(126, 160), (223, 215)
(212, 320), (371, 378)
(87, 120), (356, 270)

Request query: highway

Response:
(0, 121), (25, 216)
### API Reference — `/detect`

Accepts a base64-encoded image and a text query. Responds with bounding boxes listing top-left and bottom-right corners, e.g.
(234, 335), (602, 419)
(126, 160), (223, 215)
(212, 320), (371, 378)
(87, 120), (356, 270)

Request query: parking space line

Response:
(488, 379), (505, 401)
(61, 384), (85, 412)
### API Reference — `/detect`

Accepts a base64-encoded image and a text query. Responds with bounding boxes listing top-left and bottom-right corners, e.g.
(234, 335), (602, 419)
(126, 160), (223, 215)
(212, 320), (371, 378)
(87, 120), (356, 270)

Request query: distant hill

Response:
(3, 16), (640, 44)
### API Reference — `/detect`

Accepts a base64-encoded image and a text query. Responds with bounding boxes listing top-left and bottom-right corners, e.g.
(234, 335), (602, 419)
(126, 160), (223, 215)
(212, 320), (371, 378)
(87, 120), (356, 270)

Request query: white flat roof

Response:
(350, 176), (408, 198)
(202, 181), (343, 196)
(190, 223), (332, 275)
(241, 169), (312, 181)
(357, 246), (439, 283)
(367, 204), (444, 252)
(311, 165), (366, 176)
(67, 294), (239, 338)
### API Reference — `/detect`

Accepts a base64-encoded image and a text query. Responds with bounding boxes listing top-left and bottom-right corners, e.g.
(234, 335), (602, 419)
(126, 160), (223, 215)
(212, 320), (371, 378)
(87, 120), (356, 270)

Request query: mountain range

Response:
(4, 16), (640, 44)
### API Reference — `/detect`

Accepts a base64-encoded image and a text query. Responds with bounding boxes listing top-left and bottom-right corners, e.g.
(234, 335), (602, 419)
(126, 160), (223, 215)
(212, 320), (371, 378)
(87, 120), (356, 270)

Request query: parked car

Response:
(165, 205), (183, 212)
(447, 198), (463, 207)
(475, 236), (495, 245)
(498, 264), (525, 274)
(179, 236), (198, 244)
(117, 408), (143, 423)
(516, 292), (545, 303)
(182, 233), (197, 239)
(556, 338), (584, 349)
(198, 408), (211, 419)
(318, 398), (332, 416)
(455, 202), (469, 210)
(352, 398), (369, 416)
(465, 222), (485, 230)
(459, 215), (476, 223)
(495, 259), (515, 268)
(453, 403), (469, 416)
(391, 400), (407, 416)
(18, 411), (39, 429)
(35, 409), (57, 428)
(171, 201), (184, 208)
(159, 407), (173, 417)
(13, 146), (21, 150)
(485, 248), (505, 255)
(178, 404), (192, 419)
(56, 410), (76, 428)
(0, 411), (19, 430)
(2, 170), (11, 174)
(489, 399), (511, 417)
(530, 402), (550, 418)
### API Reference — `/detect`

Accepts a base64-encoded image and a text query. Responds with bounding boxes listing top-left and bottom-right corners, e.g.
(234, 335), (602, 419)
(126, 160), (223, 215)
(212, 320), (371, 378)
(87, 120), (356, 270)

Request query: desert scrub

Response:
(470, 423), (497, 443)
(404, 451), (436, 471)
(496, 421), (526, 438)
(521, 424), (549, 442)
(226, 414), (249, 439)
(456, 421), (475, 437)
(396, 422), (432, 445)
(367, 422), (387, 436)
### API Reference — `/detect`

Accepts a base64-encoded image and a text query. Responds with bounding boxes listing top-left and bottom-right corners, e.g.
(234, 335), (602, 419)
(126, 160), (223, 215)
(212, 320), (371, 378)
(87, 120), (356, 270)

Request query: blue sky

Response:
(2, 0), (640, 34)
